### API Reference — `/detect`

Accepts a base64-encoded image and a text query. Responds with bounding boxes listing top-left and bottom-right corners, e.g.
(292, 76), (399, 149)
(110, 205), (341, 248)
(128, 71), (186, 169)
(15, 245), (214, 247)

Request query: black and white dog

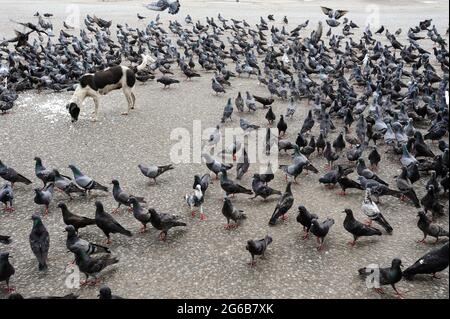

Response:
(66, 55), (154, 122)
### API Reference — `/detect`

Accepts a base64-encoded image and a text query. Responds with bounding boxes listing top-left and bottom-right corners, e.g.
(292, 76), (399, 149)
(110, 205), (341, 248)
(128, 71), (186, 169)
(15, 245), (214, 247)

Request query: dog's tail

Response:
(136, 54), (156, 72)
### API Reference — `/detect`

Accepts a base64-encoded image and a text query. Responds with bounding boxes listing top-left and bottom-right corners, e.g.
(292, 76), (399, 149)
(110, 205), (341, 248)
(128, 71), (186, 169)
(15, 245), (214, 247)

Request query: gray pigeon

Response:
(33, 183), (54, 215)
(138, 163), (174, 184)
(68, 165), (108, 193)
(201, 153), (232, 179)
(222, 197), (246, 229)
(65, 225), (110, 256)
(0, 183), (14, 212)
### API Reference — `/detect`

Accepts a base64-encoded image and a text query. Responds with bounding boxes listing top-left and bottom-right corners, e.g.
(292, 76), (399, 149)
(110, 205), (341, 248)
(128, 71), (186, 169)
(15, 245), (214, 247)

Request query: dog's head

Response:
(66, 102), (80, 122)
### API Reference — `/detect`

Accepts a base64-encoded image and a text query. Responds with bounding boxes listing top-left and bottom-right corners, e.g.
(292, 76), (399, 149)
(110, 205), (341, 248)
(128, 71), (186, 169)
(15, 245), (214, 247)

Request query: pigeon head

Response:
(417, 211), (427, 218)
(57, 202), (67, 210)
(298, 205), (307, 213)
(0, 252), (10, 261)
(34, 156), (42, 163)
(98, 285), (112, 299)
(343, 208), (353, 215)
(66, 102), (80, 122)
(64, 225), (76, 234)
(30, 213), (42, 224)
(95, 201), (104, 210)
(111, 179), (119, 185)
(391, 258), (403, 269)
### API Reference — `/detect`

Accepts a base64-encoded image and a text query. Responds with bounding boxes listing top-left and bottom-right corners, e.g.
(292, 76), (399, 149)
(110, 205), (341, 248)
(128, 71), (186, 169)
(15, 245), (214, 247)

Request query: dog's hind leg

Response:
(122, 88), (132, 115)
(131, 91), (136, 109)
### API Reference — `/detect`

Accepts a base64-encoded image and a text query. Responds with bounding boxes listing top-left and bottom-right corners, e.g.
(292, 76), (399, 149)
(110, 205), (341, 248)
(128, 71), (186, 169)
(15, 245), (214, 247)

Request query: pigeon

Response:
(269, 182), (294, 225)
(285, 97), (296, 119)
(33, 183), (54, 215)
(68, 165), (108, 194)
(111, 179), (146, 212)
(236, 148), (250, 180)
(358, 258), (404, 298)
(201, 153), (232, 179)
(0, 252), (15, 293)
(277, 115), (288, 137)
(157, 76), (180, 88)
(185, 184), (205, 220)
(359, 176), (403, 203)
(29, 214), (50, 271)
(310, 217), (335, 251)
(220, 169), (253, 197)
(368, 147), (381, 171)
(361, 189), (393, 233)
(403, 242), (449, 280)
(253, 95), (274, 108)
(342, 209), (382, 246)
(98, 285), (124, 299)
(319, 165), (344, 189)
(235, 92), (244, 112)
(337, 176), (364, 196)
(138, 164), (174, 183)
(0, 160), (32, 188)
(416, 211), (449, 244)
(58, 203), (96, 233)
(300, 110), (315, 135)
(94, 201), (132, 244)
(323, 142), (339, 169)
(420, 185), (444, 219)
(0, 235), (11, 245)
(265, 106), (276, 125)
(53, 169), (85, 199)
(413, 132), (435, 158)
(222, 197), (246, 229)
(396, 167), (420, 207)
(245, 91), (257, 112)
(221, 98), (233, 123)
(245, 235), (272, 266)
(250, 174), (281, 200)
(145, 0), (180, 15)
(211, 78), (226, 95)
(208, 125), (221, 146)
(192, 174), (210, 194)
(148, 208), (186, 241)
(357, 158), (389, 186)
(71, 246), (119, 286)
(65, 225), (110, 256)
(240, 118), (260, 132)
(129, 197), (151, 233)
(296, 205), (318, 239)
(34, 157), (56, 187)
(0, 183), (14, 212)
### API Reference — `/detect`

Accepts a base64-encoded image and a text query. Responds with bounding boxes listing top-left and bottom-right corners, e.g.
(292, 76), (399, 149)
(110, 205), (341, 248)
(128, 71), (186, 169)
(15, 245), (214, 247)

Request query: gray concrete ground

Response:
(0, 0), (449, 299)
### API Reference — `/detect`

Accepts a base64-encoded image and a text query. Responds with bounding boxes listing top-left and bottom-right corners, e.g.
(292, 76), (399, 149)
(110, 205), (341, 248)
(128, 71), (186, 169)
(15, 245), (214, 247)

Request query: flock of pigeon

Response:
(1, 3), (449, 299)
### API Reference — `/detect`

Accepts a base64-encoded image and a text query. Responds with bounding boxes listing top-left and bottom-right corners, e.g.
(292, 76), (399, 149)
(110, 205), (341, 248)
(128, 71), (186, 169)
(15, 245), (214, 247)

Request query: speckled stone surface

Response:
(0, 0), (449, 299)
